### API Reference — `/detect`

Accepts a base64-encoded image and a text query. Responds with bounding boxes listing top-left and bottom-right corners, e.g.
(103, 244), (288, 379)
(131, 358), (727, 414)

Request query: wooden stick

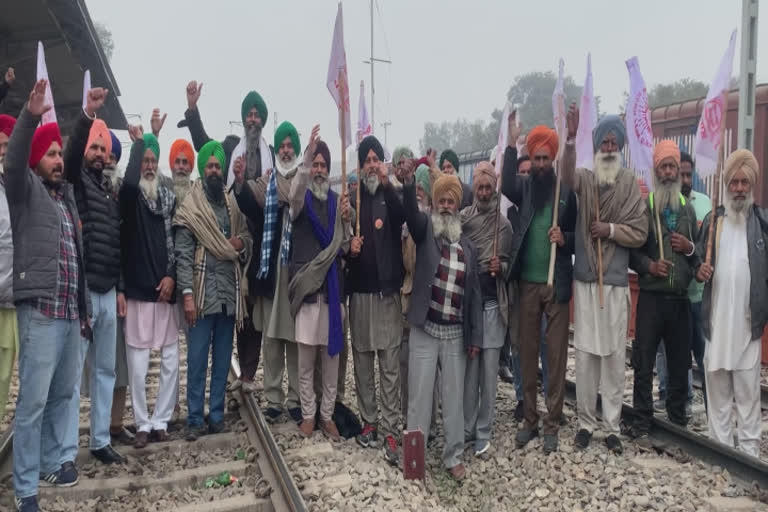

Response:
(655, 202), (665, 261)
(546, 159), (562, 288)
(594, 182), (604, 308)
(491, 158), (504, 277)
(355, 167), (361, 236)
(705, 92), (729, 264)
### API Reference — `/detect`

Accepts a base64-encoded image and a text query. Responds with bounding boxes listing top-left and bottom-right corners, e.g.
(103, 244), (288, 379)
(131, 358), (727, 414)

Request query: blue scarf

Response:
(304, 189), (343, 356)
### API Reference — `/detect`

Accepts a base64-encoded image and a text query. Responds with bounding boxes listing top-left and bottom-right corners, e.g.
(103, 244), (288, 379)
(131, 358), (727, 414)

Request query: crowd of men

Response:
(0, 67), (766, 512)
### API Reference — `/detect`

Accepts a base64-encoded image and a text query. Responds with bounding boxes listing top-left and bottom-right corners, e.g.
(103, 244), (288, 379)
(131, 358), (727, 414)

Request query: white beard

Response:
(418, 200), (431, 214)
(363, 173), (379, 196)
(653, 179), (681, 213)
(310, 178), (330, 201)
(276, 155), (298, 177)
(103, 165), (123, 188)
(594, 152), (621, 185)
(0, 161), (4, 176)
(431, 211), (462, 243)
(724, 191), (754, 222)
(139, 176), (159, 202)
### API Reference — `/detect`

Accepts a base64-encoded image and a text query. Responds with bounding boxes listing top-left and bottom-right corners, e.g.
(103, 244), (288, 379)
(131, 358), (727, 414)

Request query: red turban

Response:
(526, 125), (559, 160)
(29, 123), (63, 169)
(85, 119), (112, 157)
(169, 139), (195, 170)
(0, 115), (16, 137)
(653, 139), (680, 170)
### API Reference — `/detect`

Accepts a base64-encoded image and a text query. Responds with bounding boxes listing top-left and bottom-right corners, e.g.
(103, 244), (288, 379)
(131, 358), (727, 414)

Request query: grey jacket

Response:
(402, 178), (483, 349)
(5, 107), (91, 318)
(699, 205), (768, 341)
(0, 184), (12, 307)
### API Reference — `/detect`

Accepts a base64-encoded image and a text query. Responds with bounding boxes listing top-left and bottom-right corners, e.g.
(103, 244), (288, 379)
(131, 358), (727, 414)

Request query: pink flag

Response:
(36, 42), (56, 124)
(327, 3), (352, 150)
(552, 58), (566, 161)
(82, 70), (91, 110)
(624, 56), (654, 191)
(357, 80), (372, 146)
(694, 29), (737, 178)
(576, 53), (597, 170)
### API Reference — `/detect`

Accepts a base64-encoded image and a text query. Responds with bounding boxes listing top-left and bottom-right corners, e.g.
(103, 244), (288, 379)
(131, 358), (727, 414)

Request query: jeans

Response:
(510, 314), (548, 400)
(656, 301), (705, 403)
(186, 312), (235, 427)
(14, 305), (83, 499)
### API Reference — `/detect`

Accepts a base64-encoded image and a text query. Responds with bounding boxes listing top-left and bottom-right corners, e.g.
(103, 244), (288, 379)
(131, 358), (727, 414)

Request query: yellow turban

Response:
(432, 174), (462, 207)
(473, 161), (496, 194)
(653, 139), (680, 170)
(724, 148), (759, 186)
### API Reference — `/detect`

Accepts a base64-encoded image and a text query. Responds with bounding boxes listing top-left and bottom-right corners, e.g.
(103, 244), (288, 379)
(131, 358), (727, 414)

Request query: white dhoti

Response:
(573, 281), (629, 435)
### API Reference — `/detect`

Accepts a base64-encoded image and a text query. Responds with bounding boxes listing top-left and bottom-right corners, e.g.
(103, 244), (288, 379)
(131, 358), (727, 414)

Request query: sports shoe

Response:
(515, 428), (538, 448)
(288, 407), (303, 424)
(40, 461), (79, 487)
(383, 435), (399, 466)
(264, 407), (282, 424)
(208, 421), (226, 435)
(474, 440), (490, 456)
(356, 423), (378, 448)
(605, 434), (624, 454)
(514, 401), (524, 422)
(15, 496), (39, 512)
(574, 429), (592, 450)
(542, 433), (558, 454)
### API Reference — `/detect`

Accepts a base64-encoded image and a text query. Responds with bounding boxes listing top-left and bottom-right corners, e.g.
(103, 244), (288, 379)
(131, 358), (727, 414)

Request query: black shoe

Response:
(110, 426), (135, 446)
(90, 445), (124, 464)
(40, 461), (79, 487)
(498, 365), (515, 384)
(208, 421), (226, 435)
(605, 434), (624, 454)
(15, 496), (39, 512)
(185, 424), (207, 442)
(288, 407), (303, 424)
(264, 407), (282, 424)
(574, 429), (592, 450)
(514, 401), (524, 422)
(542, 434), (558, 454)
(515, 428), (538, 448)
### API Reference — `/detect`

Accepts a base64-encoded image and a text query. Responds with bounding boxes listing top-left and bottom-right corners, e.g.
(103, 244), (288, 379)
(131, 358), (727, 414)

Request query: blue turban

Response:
(109, 130), (122, 163)
(592, 115), (625, 153)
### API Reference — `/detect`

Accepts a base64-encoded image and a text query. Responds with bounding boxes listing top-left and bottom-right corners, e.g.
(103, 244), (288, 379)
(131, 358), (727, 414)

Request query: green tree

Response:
(647, 78), (708, 108)
(94, 21), (114, 61)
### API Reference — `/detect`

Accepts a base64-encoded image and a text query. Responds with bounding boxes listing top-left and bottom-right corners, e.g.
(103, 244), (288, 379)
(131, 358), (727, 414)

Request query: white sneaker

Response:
(474, 440), (490, 456)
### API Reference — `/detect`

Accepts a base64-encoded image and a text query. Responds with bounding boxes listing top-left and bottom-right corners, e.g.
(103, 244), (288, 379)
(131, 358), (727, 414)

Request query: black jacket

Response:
(65, 111), (122, 294)
(501, 146), (577, 303)
(347, 182), (406, 296)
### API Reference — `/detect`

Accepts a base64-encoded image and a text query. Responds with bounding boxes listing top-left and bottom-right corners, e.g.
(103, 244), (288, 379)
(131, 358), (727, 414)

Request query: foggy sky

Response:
(84, 0), (766, 175)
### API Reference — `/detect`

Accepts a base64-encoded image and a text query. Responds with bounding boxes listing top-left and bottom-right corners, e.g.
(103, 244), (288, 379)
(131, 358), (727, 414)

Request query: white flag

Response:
(552, 58), (566, 161)
(694, 29), (737, 178)
(576, 53), (597, 170)
(357, 80), (372, 146)
(36, 42), (56, 124)
(326, 3), (352, 150)
(494, 101), (513, 216)
(624, 56), (654, 190)
(82, 70), (91, 110)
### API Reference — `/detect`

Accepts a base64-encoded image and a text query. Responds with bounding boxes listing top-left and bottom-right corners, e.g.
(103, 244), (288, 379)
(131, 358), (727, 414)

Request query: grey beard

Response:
(431, 211), (462, 243)
(139, 176), (159, 202)
(310, 179), (330, 201)
(363, 173), (379, 196)
(173, 174), (191, 203)
(594, 152), (621, 185)
(724, 191), (754, 221)
(245, 127), (263, 179)
(0, 161), (4, 176)
(653, 179), (682, 213)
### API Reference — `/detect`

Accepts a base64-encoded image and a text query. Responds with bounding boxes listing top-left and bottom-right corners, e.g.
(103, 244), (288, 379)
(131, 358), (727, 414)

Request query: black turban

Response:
(358, 135), (384, 169)
(314, 139), (332, 169)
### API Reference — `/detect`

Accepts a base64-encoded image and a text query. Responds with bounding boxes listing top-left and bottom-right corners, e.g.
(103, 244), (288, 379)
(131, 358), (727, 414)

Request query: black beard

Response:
(205, 174), (225, 203)
(531, 168), (555, 210)
(681, 183), (692, 197)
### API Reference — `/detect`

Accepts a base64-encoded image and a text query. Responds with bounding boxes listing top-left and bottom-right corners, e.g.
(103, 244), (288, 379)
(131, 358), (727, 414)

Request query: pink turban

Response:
(85, 119), (112, 157)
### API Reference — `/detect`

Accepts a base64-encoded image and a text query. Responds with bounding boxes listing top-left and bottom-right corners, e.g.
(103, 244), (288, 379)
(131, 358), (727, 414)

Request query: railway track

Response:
(0, 352), (306, 512)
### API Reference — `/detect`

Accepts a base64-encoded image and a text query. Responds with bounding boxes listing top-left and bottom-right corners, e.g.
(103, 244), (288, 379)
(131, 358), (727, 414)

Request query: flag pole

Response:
(491, 155), (503, 277)
(339, 69), (348, 198)
(595, 183), (604, 308)
(705, 91), (728, 265)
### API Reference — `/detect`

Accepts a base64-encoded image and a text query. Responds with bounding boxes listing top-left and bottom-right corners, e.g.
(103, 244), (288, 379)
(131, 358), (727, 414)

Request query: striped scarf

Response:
(257, 170), (279, 278)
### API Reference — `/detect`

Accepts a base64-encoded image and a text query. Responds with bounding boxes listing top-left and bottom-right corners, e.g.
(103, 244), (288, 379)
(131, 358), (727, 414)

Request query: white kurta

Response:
(573, 281), (628, 356)
(705, 215), (761, 372)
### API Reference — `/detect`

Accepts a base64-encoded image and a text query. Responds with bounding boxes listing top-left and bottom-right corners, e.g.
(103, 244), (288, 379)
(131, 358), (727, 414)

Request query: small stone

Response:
(535, 487), (550, 499)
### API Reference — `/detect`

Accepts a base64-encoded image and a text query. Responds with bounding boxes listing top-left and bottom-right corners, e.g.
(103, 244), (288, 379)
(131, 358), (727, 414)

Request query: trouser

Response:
(127, 342), (179, 433)
(400, 336), (439, 431)
(298, 342), (339, 422)
(519, 282), (569, 435)
(336, 318), (349, 402)
(353, 344), (400, 436)
(576, 347), (625, 435)
(110, 317), (129, 432)
(510, 314), (548, 400)
(0, 308), (18, 418)
(632, 291), (691, 431)
(186, 312), (234, 427)
(705, 359), (761, 458)
(14, 305), (83, 499)
(65, 288), (117, 459)
(262, 336), (300, 410)
(236, 301), (261, 381)
(407, 327), (465, 469)
(464, 347), (501, 442)
(656, 301), (705, 404)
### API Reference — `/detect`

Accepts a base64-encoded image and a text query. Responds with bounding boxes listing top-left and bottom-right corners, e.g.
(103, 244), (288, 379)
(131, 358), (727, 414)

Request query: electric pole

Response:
(738, 0), (759, 151)
(364, 0), (391, 136)
(380, 121), (391, 147)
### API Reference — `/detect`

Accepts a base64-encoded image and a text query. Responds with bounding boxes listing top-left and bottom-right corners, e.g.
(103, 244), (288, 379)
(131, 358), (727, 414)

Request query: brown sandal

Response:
(448, 463), (466, 481)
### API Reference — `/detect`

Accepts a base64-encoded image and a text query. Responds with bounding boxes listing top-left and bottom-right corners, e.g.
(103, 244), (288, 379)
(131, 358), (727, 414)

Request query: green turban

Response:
(274, 121), (300, 157)
(392, 146), (413, 164)
(415, 164), (431, 196)
(439, 149), (460, 173)
(197, 140), (227, 178)
(241, 91), (268, 126)
(140, 133), (160, 160)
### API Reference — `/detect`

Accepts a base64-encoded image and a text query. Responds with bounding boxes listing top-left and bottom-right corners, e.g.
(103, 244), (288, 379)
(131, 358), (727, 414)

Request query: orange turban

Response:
(432, 174), (462, 207)
(653, 139), (680, 170)
(85, 119), (112, 157)
(473, 161), (496, 194)
(526, 125), (559, 160)
(169, 139), (195, 170)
